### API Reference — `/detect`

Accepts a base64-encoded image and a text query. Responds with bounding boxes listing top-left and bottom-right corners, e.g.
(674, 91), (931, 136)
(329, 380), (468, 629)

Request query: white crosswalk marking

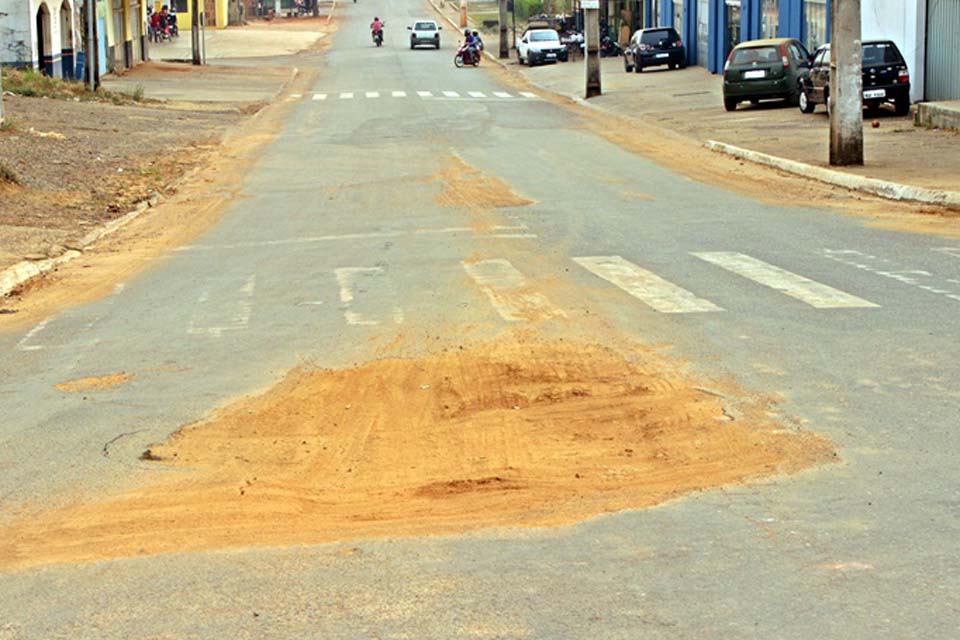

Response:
(334, 267), (404, 326)
(312, 93), (327, 100)
(574, 256), (722, 313)
(187, 275), (257, 337)
(468, 91), (486, 98)
(493, 91), (512, 98)
(443, 90), (460, 98)
(519, 91), (537, 98)
(339, 92), (354, 99)
(365, 91), (380, 98)
(694, 252), (879, 309)
(463, 259), (565, 322)
(392, 91), (407, 97)
(417, 91), (433, 97)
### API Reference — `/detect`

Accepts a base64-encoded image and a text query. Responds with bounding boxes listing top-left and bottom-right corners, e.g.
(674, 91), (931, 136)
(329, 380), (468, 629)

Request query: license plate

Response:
(743, 69), (766, 79)
(864, 89), (886, 99)
(656, 53), (669, 58)
(546, 53), (556, 58)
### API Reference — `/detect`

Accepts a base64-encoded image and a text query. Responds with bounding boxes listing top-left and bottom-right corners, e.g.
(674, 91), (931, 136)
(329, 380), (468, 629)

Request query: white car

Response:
(516, 28), (569, 66)
(408, 20), (442, 49)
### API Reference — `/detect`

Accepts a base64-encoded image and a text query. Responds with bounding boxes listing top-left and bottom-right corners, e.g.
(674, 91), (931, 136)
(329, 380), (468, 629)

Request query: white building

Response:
(0, 0), (80, 79)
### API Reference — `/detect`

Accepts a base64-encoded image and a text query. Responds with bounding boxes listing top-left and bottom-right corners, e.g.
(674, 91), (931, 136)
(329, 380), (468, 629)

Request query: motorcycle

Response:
(600, 35), (620, 57)
(373, 29), (383, 46)
(454, 42), (480, 68)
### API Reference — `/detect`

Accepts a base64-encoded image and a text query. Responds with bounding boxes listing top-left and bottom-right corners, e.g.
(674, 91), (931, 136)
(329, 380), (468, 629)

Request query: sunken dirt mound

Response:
(0, 337), (832, 571)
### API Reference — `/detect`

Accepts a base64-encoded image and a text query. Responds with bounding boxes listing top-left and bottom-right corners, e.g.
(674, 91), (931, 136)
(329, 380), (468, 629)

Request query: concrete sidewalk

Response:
(431, 0), (960, 199)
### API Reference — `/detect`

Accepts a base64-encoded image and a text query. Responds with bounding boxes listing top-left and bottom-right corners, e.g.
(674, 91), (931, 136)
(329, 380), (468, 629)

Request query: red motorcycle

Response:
(454, 42), (480, 68)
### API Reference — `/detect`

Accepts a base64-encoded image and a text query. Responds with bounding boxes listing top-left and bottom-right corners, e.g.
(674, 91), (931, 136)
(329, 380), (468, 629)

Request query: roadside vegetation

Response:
(1, 68), (147, 105)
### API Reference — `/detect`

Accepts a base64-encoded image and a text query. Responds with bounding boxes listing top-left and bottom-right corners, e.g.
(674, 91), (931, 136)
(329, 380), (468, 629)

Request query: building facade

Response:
(600, 0), (956, 101)
(0, 0), (79, 78)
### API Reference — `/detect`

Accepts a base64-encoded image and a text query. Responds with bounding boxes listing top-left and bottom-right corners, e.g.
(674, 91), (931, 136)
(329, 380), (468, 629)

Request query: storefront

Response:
(802, 0), (827, 50)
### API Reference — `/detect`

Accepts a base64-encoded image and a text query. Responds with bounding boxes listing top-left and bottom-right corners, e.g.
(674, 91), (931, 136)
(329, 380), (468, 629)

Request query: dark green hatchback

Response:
(722, 38), (812, 111)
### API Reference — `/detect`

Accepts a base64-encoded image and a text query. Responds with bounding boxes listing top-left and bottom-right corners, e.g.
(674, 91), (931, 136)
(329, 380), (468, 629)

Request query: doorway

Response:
(36, 3), (52, 75)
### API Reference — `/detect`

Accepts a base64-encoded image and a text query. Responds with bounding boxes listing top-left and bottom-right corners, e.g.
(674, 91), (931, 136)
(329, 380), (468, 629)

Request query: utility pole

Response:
(459, 0), (467, 29)
(583, 0), (600, 98)
(191, 0), (201, 65)
(829, 0), (863, 166)
(84, 0), (99, 90)
(498, 0), (508, 58)
(0, 58), (4, 127)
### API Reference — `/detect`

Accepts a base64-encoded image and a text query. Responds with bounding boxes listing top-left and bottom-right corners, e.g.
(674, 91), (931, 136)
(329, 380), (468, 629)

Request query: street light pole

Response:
(583, 0), (601, 98)
(498, 0), (508, 58)
(829, 0), (863, 166)
(191, 0), (201, 65)
(84, 0), (99, 90)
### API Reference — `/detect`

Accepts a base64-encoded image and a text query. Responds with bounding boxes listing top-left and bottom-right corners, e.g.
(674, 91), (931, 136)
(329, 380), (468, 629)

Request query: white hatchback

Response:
(408, 20), (442, 49)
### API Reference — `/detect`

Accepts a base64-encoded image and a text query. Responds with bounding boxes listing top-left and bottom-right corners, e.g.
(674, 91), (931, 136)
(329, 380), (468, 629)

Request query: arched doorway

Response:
(35, 3), (53, 76)
(60, 0), (74, 79)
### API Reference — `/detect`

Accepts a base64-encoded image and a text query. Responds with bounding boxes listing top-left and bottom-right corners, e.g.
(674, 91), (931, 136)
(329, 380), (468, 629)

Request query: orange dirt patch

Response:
(430, 156), (533, 231)
(53, 373), (134, 393)
(0, 335), (832, 571)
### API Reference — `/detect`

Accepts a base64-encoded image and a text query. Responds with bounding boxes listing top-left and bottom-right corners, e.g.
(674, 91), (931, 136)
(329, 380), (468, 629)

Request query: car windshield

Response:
(731, 46), (780, 65)
(415, 22), (436, 30)
(863, 42), (903, 65)
(640, 30), (675, 46)
(530, 31), (559, 42)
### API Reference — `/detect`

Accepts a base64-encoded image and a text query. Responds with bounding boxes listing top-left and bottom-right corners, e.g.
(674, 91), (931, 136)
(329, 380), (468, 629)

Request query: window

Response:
(529, 31), (559, 42)
(414, 22), (436, 31)
(640, 29), (677, 46)
(760, 0), (778, 39)
(862, 42), (904, 65)
(725, 0), (741, 54)
(804, 0), (827, 51)
(730, 46), (779, 65)
(789, 41), (810, 61)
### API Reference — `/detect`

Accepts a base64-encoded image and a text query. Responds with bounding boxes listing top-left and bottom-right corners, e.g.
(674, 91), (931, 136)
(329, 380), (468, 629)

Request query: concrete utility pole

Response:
(1, 60), (4, 127)
(84, 0), (99, 90)
(459, 0), (467, 29)
(498, 0), (508, 58)
(191, 0), (201, 65)
(829, 0), (863, 166)
(583, 0), (600, 98)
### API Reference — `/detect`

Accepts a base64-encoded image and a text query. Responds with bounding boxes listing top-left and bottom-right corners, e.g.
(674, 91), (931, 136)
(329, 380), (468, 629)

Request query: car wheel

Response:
(410, 43), (415, 50)
(624, 56), (633, 72)
(894, 96), (910, 117)
(825, 92), (831, 118)
(679, 60), (687, 69)
(634, 61), (642, 74)
(723, 97), (737, 112)
(750, 98), (760, 106)
(799, 89), (815, 114)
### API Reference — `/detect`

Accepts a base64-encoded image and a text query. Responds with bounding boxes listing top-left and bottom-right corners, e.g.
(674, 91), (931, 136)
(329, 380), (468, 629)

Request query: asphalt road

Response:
(2, 0), (959, 637)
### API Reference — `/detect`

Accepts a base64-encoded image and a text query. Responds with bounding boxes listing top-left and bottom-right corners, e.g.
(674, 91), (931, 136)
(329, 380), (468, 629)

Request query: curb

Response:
(0, 196), (155, 298)
(705, 140), (960, 210)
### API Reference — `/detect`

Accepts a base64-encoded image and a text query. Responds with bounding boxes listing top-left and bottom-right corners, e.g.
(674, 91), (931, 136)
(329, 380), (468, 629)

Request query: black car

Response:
(623, 27), (686, 73)
(798, 40), (911, 116)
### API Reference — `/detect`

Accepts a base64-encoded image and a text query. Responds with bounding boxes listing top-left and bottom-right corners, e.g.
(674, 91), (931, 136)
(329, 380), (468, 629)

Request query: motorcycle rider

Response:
(463, 28), (478, 64)
(370, 17), (384, 44)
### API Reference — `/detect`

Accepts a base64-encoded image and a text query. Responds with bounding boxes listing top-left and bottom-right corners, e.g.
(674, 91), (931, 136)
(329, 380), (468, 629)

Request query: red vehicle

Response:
(454, 42), (480, 68)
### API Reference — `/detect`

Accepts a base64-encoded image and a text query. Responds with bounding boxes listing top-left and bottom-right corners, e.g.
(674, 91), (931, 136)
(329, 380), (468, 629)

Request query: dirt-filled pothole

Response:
(0, 336), (832, 570)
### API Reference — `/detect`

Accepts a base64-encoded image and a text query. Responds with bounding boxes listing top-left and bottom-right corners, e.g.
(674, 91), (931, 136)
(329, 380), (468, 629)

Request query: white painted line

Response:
(493, 91), (512, 98)
(289, 93), (303, 99)
(468, 91), (487, 98)
(694, 252), (879, 309)
(312, 93), (327, 101)
(187, 275), (257, 337)
(574, 256), (722, 313)
(417, 91), (434, 98)
(339, 92), (354, 99)
(519, 91), (538, 98)
(462, 259), (566, 322)
(414, 225), (528, 235)
(487, 233), (538, 239)
(365, 91), (380, 98)
(16, 318), (51, 351)
(392, 91), (407, 97)
(442, 91), (461, 98)
(334, 267), (403, 326)
(933, 247), (960, 260)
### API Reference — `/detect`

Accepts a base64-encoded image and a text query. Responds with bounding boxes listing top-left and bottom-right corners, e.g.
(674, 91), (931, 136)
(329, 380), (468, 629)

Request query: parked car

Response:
(516, 28), (569, 66)
(623, 27), (686, 73)
(798, 40), (911, 116)
(722, 38), (811, 111)
(407, 20), (441, 49)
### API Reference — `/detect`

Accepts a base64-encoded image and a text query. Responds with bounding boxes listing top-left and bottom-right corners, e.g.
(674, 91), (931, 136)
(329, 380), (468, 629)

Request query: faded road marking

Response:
(468, 91), (486, 98)
(493, 91), (512, 98)
(519, 91), (538, 98)
(16, 318), (51, 351)
(365, 91), (380, 98)
(187, 275), (257, 337)
(334, 267), (404, 326)
(442, 90), (460, 98)
(391, 91), (407, 97)
(339, 92), (354, 99)
(312, 93), (327, 101)
(823, 249), (960, 303)
(574, 255), (722, 313)
(696, 252), (879, 309)
(417, 91), (433, 97)
(462, 259), (566, 322)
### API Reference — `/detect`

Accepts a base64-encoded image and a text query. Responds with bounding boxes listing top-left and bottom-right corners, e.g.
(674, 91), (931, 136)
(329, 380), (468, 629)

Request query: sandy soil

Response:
(53, 373), (135, 393)
(0, 96), (238, 274)
(0, 333), (832, 571)
(431, 155), (534, 229)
